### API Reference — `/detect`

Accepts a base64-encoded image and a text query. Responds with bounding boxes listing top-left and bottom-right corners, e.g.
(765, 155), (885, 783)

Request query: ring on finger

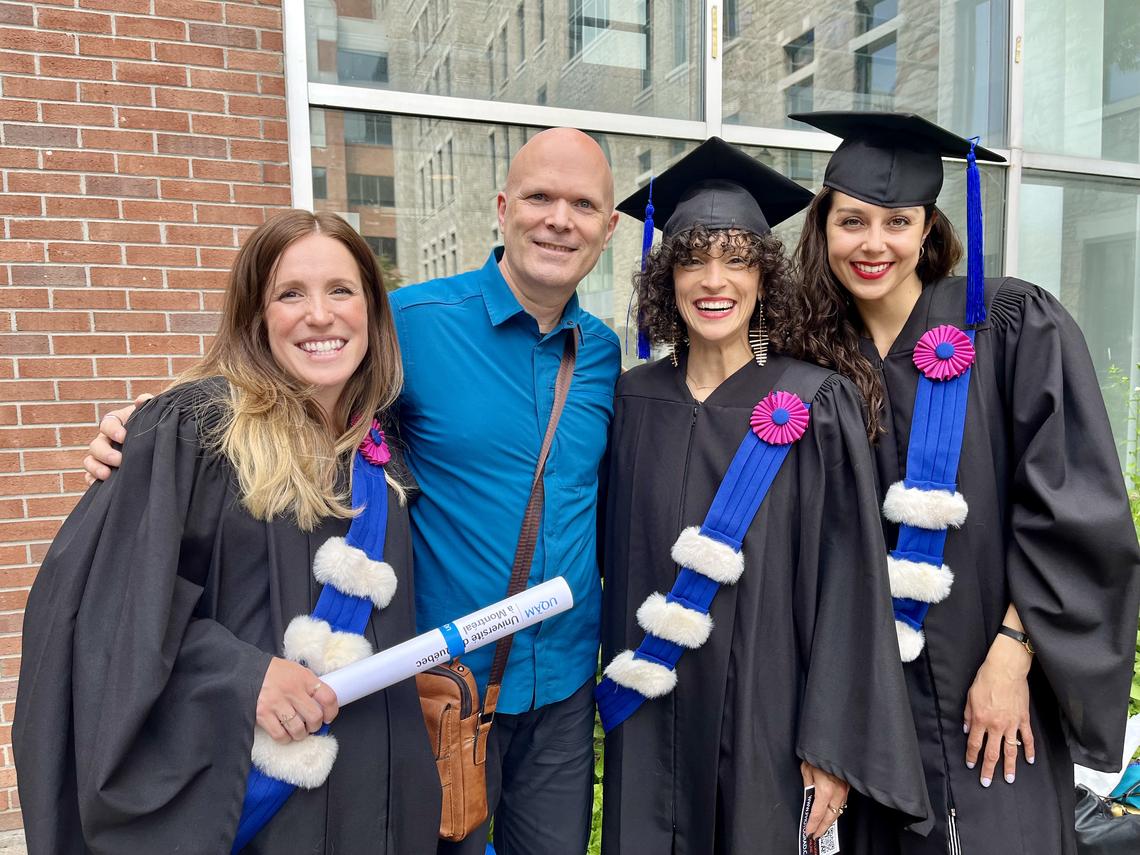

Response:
(827, 805), (840, 816)
(278, 711), (298, 724)
(103, 412), (125, 427)
(1004, 737), (1022, 746)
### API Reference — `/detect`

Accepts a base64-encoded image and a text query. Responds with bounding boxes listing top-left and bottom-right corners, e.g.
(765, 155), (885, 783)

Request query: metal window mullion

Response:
(1003, 0), (1026, 276)
(283, 0), (314, 210)
(704, 0), (722, 139)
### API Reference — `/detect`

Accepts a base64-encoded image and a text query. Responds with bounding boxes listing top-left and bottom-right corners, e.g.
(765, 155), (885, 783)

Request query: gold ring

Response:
(1004, 737), (1022, 746)
(827, 805), (840, 816)
(309, 682), (322, 694)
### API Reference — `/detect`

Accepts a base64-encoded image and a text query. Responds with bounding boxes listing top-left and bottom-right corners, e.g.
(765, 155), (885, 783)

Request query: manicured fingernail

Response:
(966, 761), (975, 769)
(963, 722), (969, 733)
(1005, 774), (1015, 784)
(1027, 756), (1035, 765)
(981, 777), (991, 788)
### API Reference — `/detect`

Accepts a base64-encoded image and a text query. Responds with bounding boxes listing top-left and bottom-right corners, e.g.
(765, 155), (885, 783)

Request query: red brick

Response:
(227, 94), (284, 119)
(17, 358), (93, 378)
(94, 312), (166, 332)
(7, 172), (82, 194)
(52, 289), (127, 309)
(45, 196), (118, 218)
(128, 378), (169, 397)
(154, 42), (224, 69)
(117, 153), (191, 178)
(95, 356), (168, 376)
(0, 289), (49, 308)
(0, 27), (74, 53)
(0, 546), (27, 566)
(0, 406), (13, 425)
(129, 334), (202, 354)
(52, 334), (127, 355)
(38, 56), (114, 80)
(124, 244), (197, 266)
(160, 179), (230, 202)
(27, 496), (80, 517)
(231, 139), (288, 161)
(113, 15), (185, 40)
(0, 520), (59, 542)
(155, 86), (225, 112)
(0, 243), (45, 263)
(189, 67), (257, 92)
(198, 247), (238, 267)
(42, 150), (117, 173)
(85, 174), (158, 198)
(8, 220), (82, 241)
(0, 3), (33, 25)
(81, 0), (151, 11)
(169, 312), (220, 333)
(15, 312), (90, 332)
(262, 162), (290, 184)
(234, 184), (290, 205)
(78, 34), (152, 59)
(80, 80), (151, 106)
(0, 452), (19, 473)
(224, 3), (279, 28)
(79, 128), (154, 153)
(42, 103), (116, 126)
(191, 158), (258, 181)
(189, 22), (255, 48)
(47, 243), (122, 265)
(190, 114), (260, 138)
(88, 221), (161, 242)
(258, 29), (281, 51)
(156, 0), (223, 20)
(158, 134), (228, 158)
(0, 427), (57, 448)
(37, 8), (113, 34)
(89, 266), (160, 286)
(166, 224), (235, 246)
(195, 203), (265, 225)
(0, 148), (37, 168)
(0, 196), (42, 216)
(227, 48), (280, 73)
(0, 382), (54, 401)
(2, 122), (77, 148)
(129, 289), (200, 310)
(58, 379), (128, 400)
(115, 60), (186, 86)
(2, 75), (76, 101)
(258, 74), (284, 96)
(0, 336), (48, 356)
(118, 107), (190, 132)
(0, 499), (24, 520)
(167, 269), (227, 290)
(120, 199), (193, 221)
(11, 266), (86, 288)
(0, 51), (35, 74)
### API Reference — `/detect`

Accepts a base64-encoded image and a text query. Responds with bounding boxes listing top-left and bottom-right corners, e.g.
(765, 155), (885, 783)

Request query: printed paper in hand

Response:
(799, 785), (840, 855)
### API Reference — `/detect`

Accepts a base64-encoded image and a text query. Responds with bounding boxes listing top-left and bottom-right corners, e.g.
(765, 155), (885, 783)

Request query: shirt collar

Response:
(479, 246), (584, 334)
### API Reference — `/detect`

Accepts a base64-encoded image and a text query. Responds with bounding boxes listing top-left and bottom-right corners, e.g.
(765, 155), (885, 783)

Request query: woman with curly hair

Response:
(595, 138), (931, 854)
(787, 110), (1140, 855)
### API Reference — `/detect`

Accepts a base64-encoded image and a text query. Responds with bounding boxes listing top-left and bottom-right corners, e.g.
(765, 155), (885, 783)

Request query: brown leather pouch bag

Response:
(415, 331), (577, 842)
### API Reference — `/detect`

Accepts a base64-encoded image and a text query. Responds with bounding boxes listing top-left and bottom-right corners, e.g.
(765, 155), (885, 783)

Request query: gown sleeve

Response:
(995, 279), (1140, 771)
(14, 386), (273, 855)
(792, 375), (934, 831)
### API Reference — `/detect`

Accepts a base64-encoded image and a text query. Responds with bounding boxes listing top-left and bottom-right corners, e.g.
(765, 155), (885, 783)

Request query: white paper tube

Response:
(322, 576), (574, 706)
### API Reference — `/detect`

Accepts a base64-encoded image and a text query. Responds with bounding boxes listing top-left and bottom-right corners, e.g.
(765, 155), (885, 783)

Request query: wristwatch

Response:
(997, 625), (1034, 656)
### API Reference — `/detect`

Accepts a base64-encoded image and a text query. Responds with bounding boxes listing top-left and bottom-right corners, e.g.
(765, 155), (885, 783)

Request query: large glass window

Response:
(722, 0), (1008, 145)
(1024, 0), (1140, 163)
(306, 0), (704, 121)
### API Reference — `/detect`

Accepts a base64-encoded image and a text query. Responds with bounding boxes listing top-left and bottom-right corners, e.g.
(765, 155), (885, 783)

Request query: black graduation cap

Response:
(617, 136), (814, 238)
(787, 111), (1005, 208)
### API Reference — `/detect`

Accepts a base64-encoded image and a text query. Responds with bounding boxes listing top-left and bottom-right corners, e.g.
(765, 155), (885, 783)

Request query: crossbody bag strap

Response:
(482, 328), (578, 719)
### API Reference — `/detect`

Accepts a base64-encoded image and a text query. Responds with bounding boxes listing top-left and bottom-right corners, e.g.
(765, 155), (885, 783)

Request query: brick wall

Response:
(0, 0), (292, 831)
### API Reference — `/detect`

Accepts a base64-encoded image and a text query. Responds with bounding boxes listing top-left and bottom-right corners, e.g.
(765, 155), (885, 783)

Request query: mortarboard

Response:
(619, 137), (814, 357)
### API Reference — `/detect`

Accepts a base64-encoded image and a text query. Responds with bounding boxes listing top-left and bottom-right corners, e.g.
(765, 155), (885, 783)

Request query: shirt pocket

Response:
(549, 388), (612, 488)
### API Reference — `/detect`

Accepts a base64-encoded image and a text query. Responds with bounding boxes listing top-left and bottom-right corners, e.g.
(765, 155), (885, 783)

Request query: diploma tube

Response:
(322, 576), (574, 706)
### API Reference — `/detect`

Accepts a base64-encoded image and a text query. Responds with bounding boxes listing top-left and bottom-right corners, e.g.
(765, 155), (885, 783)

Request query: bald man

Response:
(84, 128), (621, 854)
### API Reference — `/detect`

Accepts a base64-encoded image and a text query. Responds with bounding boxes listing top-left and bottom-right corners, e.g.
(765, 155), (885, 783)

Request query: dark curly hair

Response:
(634, 224), (805, 357)
(787, 187), (963, 439)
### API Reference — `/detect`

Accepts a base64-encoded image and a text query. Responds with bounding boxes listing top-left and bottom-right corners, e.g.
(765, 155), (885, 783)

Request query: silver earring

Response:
(749, 300), (768, 367)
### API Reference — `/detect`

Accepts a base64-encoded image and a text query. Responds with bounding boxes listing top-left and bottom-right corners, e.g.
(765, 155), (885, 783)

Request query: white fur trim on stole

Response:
(313, 537), (398, 609)
(882, 482), (968, 530)
(604, 650), (678, 698)
(887, 556), (955, 604)
(282, 614), (373, 676)
(251, 726), (338, 789)
(895, 620), (926, 663)
(636, 593), (713, 649)
(670, 527), (744, 585)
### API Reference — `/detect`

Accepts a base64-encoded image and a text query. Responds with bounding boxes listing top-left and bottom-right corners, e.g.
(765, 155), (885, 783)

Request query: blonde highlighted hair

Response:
(179, 209), (404, 530)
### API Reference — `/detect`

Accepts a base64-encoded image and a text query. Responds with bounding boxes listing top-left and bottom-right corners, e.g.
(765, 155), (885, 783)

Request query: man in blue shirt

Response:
(86, 128), (621, 854)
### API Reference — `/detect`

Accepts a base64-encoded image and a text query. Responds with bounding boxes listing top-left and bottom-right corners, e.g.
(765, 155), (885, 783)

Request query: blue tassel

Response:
(965, 138), (986, 326)
(635, 178), (655, 359)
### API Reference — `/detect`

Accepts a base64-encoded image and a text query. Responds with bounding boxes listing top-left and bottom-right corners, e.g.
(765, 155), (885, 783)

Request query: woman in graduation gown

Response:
(788, 110), (1140, 854)
(596, 138), (932, 854)
(13, 211), (440, 854)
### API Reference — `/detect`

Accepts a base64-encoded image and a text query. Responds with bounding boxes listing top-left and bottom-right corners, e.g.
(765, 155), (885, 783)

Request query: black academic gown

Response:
(600, 353), (932, 855)
(13, 379), (441, 855)
(864, 277), (1140, 855)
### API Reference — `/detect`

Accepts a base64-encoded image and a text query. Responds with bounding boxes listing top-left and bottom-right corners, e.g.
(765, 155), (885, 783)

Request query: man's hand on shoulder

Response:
(83, 394), (152, 484)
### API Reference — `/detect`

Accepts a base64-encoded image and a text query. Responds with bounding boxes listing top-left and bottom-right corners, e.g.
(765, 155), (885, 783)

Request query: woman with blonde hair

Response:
(14, 210), (440, 854)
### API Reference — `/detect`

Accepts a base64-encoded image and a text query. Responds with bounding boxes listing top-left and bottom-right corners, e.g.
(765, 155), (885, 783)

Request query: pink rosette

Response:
(358, 418), (391, 466)
(750, 390), (809, 445)
(913, 324), (975, 381)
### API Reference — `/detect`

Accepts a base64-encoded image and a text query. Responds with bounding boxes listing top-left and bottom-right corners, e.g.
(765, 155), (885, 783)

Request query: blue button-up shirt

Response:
(389, 249), (619, 713)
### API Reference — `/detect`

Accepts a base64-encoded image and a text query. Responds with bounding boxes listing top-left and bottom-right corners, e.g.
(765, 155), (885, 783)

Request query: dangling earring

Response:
(669, 314), (686, 368)
(919, 242), (927, 259)
(749, 300), (768, 367)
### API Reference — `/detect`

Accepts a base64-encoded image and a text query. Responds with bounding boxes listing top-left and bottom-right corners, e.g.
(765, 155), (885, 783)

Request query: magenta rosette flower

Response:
(913, 324), (975, 381)
(750, 390), (810, 445)
(358, 418), (391, 466)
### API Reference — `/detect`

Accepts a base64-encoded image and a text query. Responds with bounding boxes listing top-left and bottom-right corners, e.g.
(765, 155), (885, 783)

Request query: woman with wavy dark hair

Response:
(14, 210), (440, 854)
(788, 110), (1140, 855)
(595, 138), (931, 854)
